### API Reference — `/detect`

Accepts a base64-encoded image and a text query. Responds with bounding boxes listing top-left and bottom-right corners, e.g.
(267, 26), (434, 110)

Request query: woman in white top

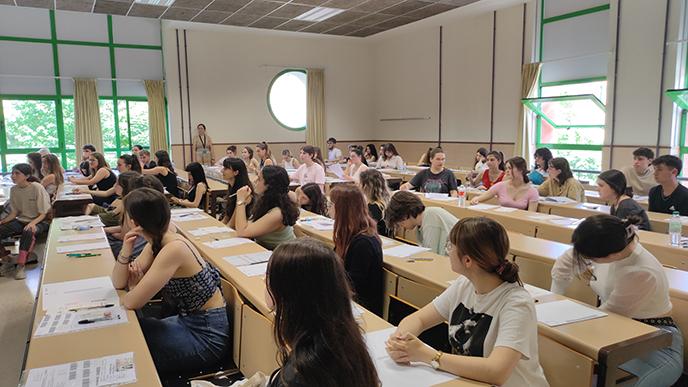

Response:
(378, 143), (405, 170)
(343, 147), (368, 183)
(241, 146), (260, 175)
(280, 149), (299, 170)
(40, 153), (64, 197)
(386, 217), (549, 387)
(551, 215), (683, 387)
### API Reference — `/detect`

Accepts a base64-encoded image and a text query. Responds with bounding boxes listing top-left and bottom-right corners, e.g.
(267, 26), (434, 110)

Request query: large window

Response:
(267, 70), (307, 131)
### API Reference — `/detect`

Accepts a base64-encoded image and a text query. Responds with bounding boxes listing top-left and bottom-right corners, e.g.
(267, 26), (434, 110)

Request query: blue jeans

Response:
(139, 307), (230, 376)
(619, 325), (684, 387)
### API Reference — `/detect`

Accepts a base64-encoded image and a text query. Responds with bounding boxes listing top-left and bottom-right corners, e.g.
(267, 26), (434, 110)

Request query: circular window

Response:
(267, 70), (307, 131)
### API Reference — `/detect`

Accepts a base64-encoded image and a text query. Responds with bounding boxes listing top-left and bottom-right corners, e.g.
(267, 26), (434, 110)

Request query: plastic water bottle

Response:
(458, 185), (467, 207)
(400, 162), (407, 172)
(669, 211), (682, 246)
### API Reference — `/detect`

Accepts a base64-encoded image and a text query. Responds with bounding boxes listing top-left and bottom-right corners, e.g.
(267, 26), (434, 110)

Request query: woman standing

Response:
(193, 123), (213, 166)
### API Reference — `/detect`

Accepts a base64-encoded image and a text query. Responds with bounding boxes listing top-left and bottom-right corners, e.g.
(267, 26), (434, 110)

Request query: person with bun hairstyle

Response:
(386, 217), (549, 387)
(471, 150), (504, 190)
(551, 215), (682, 386)
(471, 156), (539, 211)
(256, 142), (275, 169)
(597, 169), (651, 231)
(537, 157), (585, 202)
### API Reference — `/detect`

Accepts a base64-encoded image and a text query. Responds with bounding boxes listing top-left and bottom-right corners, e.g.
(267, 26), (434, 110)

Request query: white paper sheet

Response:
(543, 196), (576, 204)
(383, 245), (431, 258)
(535, 299), (607, 327)
(59, 216), (105, 231)
(171, 208), (204, 214)
(58, 231), (107, 243)
(528, 214), (553, 220)
(548, 218), (582, 227)
(633, 195), (649, 202)
(224, 251), (272, 267)
(24, 352), (136, 387)
(581, 203), (600, 209)
(189, 226), (233, 237)
(328, 164), (345, 179)
(42, 276), (119, 313)
(424, 193), (453, 200)
(523, 284), (552, 299)
(365, 327), (457, 387)
(203, 238), (253, 249)
(469, 203), (499, 210)
(238, 261), (268, 277)
(171, 213), (206, 222)
(56, 241), (111, 254)
(308, 219), (335, 231)
(381, 238), (397, 247)
(493, 207), (518, 213)
(34, 306), (128, 338)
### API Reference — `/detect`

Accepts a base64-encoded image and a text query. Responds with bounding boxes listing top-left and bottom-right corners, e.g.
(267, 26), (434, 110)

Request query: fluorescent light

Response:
(134, 0), (176, 6)
(295, 7), (345, 22)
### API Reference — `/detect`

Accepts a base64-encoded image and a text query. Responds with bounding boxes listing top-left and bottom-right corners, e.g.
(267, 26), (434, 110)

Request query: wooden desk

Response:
(294, 211), (674, 387)
(585, 190), (649, 210)
(170, 212), (482, 386)
(52, 184), (92, 217)
(23, 218), (161, 386)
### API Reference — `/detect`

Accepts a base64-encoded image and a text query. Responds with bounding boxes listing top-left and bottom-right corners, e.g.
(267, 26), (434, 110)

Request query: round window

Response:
(267, 70), (307, 131)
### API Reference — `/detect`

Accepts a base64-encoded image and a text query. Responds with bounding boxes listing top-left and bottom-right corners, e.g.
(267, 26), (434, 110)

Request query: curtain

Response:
(306, 69), (325, 150)
(145, 80), (168, 154)
(514, 62), (542, 164)
(74, 78), (103, 159)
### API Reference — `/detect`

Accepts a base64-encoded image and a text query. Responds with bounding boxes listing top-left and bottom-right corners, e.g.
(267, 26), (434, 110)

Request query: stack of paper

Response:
(59, 216), (105, 230)
(383, 245), (431, 258)
(470, 203), (499, 211)
(238, 262), (268, 277)
(41, 277), (119, 313)
(23, 352), (137, 387)
(171, 208), (203, 214)
(328, 164), (345, 179)
(171, 212), (206, 222)
(58, 230), (107, 243)
(34, 306), (128, 337)
(424, 193), (455, 201)
(203, 238), (253, 249)
(535, 299), (607, 327)
(224, 251), (272, 267)
(493, 207), (518, 213)
(189, 226), (232, 237)
(56, 240), (111, 254)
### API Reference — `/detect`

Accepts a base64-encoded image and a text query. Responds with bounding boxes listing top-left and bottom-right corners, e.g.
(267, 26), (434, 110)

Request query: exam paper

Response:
(23, 352), (136, 387)
(171, 213), (207, 222)
(469, 203), (499, 210)
(42, 276), (119, 313)
(34, 306), (128, 338)
(56, 241), (111, 254)
(189, 226), (232, 237)
(171, 208), (204, 214)
(224, 251), (272, 267)
(543, 196), (576, 204)
(523, 284), (552, 299)
(535, 299), (607, 327)
(424, 193), (455, 201)
(493, 207), (518, 213)
(328, 164), (345, 179)
(203, 238), (253, 249)
(581, 203), (600, 209)
(59, 216), (105, 230)
(58, 231), (107, 243)
(381, 238), (397, 247)
(365, 327), (456, 387)
(308, 219), (335, 231)
(238, 262), (268, 277)
(383, 245), (431, 258)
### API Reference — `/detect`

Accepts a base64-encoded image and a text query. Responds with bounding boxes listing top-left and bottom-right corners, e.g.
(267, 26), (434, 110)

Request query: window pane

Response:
(62, 98), (75, 151)
(65, 151), (76, 171)
(118, 100), (130, 150)
(525, 95), (605, 127)
(100, 100), (116, 150)
(5, 154), (29, 171)
(551, 149), (602, 173)
(541, 80), (607, 104)
(104, 151), (118, 168)
(540, 119), (604, 145)
(268, 70), (307, 130)
(3, 99), (58, 149)
(128, 101), (150, 148)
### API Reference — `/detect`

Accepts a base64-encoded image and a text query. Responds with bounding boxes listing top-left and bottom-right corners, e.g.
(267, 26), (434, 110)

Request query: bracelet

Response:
(116, 254), (132, 264)
(236, 201), (245, 206)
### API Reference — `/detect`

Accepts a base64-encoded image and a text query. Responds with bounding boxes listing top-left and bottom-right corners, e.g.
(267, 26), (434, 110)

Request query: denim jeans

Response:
(139, 306), (230, 376)
(619, 325), (684, 387)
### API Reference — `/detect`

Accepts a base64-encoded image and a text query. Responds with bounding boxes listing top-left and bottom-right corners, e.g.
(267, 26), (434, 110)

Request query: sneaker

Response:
(14, 265), (26, 280)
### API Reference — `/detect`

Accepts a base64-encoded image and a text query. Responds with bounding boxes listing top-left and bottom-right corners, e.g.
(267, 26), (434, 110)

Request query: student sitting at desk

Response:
(597, 169), (651, 231)
(290, 145), (326, 192)
(142, 150), (180, 198)
(78, 144), (96, 177)
(241, 146), (260, 174)
(648, 155), (688, 216)
(215, 145), (237, 167)
(68, 152), (118, 207)
(331, 185), (383, 317)
(27, 152), (44, 182)
(170, 162), (208, 210)
(326, 137), (343, 163)
(417, 147), (433, 167)
(220, 158), (254, 228)
(80, 171), (138, 227)
(471, 150), (504, 190)
(537, 157), (585, 202)
(471, 157), (539, 211)
(40, 153), (64, 198)
(360, 169), (392, 237)
(528, 147), (552, 185)
(256, 142), (275, 169)
(386, 217), (549, 387)
(76, 154), (142, 213)
(117, 154), (142, 174)
(112, 188), (229, 376)
(265, 238), (379, 386)
(138, 149), (157, 170)
(386, 191), (458, 255)
(0, 164), (51, 280)
(378, 143), (405, 170)
(280, 149), (299, 170)
(296, 182), (328, 216)
(622, 147), (656, 196)
(343, 147), (368, 183)
(401, 147), (458, 196)
(364, 143), (378, 165)
(235, 166), (299, 250)
(551, 215), (683, 387)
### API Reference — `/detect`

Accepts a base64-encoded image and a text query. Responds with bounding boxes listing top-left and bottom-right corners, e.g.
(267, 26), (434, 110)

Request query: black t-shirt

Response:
(344, 234), (383, 317)
(648, 184), (688, 216)
(409, 168), (458, 194)
(143, 160), (157, 169)
(368, 203), (391, 237)
(611, 198), (652, 231)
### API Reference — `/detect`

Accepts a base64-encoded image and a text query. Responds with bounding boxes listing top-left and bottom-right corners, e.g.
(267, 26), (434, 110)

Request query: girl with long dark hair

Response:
(537, 157), (585, 202)
(171, 162), (209, 209)
(142, 150), (180, 198)
(221, 157), (254, 227)
(296, 182), (328, 216)
(596, 169), (651, 230)
(69, 152), (118, 206)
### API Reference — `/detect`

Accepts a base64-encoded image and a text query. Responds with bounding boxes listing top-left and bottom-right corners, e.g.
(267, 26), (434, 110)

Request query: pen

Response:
(406, 257), (434, 262)
(69, 303), (115, 312)
(78, 315), (116, 325)
(67, 253), (101, 258)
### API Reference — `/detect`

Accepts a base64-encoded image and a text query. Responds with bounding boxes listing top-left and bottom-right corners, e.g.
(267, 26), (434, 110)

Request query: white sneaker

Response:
(14, 265), (26, 280)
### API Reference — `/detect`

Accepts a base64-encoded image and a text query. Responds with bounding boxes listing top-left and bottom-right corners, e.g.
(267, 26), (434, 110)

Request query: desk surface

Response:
(23, 218), (161, 386)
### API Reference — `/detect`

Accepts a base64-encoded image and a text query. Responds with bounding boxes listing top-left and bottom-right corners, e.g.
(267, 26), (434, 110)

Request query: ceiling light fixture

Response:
(294, 7), (345, 22)
(134, 0), (176, 6)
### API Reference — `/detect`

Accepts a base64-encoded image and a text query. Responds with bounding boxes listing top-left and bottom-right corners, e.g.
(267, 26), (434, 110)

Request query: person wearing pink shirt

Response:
(290, 145), (326, 191)
(470, 156), (539, 211)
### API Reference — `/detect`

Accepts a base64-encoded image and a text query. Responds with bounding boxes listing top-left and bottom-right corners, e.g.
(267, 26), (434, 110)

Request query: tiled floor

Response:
(0, 244), (43, 386)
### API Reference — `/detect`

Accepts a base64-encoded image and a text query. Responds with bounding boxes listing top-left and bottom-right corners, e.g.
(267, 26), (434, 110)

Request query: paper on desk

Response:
(365, 327), (457, 387)
(204, 238), (253, 249)
(307, 219), (335, 231)
(493, 207), (518, 213)
(171, 213), (206, 222)
(56, 240), (110, 254)
(383, 244), (431, 258)
(23, 352), (136, 387)
(581, 203), (600, 209)
(424, 193), (455, 201)
(59, 216), (104, 230)
(34, 306), (128, 338)
(325, 178), (348, 184)
(535, 299), (607, 327)
(60, 193), (92, 200)
(528, 214), (553, 220)
(238, 261), (268, 277)
(224, 251), (272, 267)
(633, 195), (649, 201)
(42, 276), (119, 313)
(381, 238), (397, 247)
(189, 226), (232, 237)
(548, 218), (581, 227)
(524, 284), (552, 299)
(543, 196), (576, 204)
(171, 207), (204, 214)
(328, 164), (345, 179)
(469, 203), (499, 210)
(57, 230), (106, 243)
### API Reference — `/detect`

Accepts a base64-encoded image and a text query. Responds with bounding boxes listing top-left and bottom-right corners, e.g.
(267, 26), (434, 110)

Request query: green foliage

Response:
(3, 100), (58, 148)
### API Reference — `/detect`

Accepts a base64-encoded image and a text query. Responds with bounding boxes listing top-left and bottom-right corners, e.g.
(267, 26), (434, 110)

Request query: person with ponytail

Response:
(343, 146), (369, 183)
(221, 157), (254, 227)
(330, 185), (383, 316)
(265, 238), (379, 387)
(256, 142), (275, 169)
(296, 182), (328, 216)
(597, 169), (651, 231)
(141, 150), (180, 198)
(551, 215), (682, 386)
(234, 166), (299, 250)
(112, 188), (229, 376)
(69, 152), (118, 206)
(471, 156), (539, 211)
(471, 150), (504, 190)
(386, 217), (548, 387)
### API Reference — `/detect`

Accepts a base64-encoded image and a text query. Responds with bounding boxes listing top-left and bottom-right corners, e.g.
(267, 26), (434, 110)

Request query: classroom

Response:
(0, 0), (687, 386)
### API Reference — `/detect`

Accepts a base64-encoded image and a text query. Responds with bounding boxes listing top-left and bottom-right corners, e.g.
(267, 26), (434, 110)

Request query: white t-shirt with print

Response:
(432, 277), (549, 387)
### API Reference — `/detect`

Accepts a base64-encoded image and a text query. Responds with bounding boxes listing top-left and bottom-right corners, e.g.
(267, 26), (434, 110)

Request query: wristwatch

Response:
(430, 351), (443, 370)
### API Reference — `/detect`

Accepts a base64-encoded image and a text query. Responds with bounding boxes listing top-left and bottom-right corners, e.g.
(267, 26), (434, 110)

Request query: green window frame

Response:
(267, 69), (307, 131)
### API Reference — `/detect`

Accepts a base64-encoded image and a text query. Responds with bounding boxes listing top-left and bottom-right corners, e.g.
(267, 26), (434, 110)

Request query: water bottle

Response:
(669, 211), (682, 246)
(400, 162), (407, 172)
(458, 185), (467, 207)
